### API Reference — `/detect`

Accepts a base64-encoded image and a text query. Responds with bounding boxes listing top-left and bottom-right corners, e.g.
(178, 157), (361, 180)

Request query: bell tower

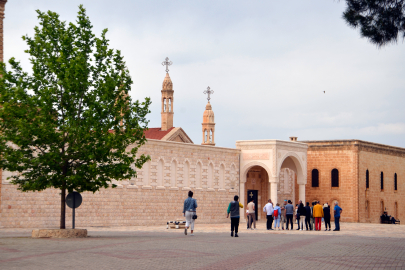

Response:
(202, 87), (215, 146)
(161, 57), (174, 131)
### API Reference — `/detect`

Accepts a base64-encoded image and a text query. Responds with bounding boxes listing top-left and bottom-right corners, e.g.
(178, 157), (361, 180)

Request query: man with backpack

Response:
(263, 199), (274, 230)
(273, 203), (281, 230)
(227, 195), (244, 237)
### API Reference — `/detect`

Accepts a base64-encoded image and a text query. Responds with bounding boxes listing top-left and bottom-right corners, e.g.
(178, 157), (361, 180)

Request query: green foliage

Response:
(0, 7), (150, 199)
(343, 0), (405, 47)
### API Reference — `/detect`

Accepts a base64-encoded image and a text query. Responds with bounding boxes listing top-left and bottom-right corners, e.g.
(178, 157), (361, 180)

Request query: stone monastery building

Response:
(0, 1), (404, 228)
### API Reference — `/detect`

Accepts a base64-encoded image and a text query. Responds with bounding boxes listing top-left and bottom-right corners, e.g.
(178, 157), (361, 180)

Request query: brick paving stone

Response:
(0, 222), (404, 269)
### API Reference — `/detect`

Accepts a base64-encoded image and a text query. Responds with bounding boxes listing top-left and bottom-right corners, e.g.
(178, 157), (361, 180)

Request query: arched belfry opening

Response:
(245, 166), (269, 221)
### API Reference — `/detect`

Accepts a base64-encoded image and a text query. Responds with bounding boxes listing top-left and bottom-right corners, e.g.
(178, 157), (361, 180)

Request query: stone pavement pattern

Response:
(0, 222), (404, 269)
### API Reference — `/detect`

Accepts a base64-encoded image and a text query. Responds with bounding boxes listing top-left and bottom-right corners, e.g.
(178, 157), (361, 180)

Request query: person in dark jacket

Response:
(305, 202), (312, 230)
(323, 203), (331, 231)
(227, 195), (244, 237)
(298, 201), (306, 231)
(285, 200), (294, 230)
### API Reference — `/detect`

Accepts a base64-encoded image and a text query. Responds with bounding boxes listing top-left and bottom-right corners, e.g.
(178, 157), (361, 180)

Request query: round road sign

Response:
(66, 192), (82, 209)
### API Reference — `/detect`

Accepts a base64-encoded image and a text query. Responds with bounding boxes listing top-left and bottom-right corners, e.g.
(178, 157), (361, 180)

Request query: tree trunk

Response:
(60, 188), (66, 229)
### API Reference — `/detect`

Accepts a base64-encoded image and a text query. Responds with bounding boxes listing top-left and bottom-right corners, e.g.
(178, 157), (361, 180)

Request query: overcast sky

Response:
(5, 0), (405, 148)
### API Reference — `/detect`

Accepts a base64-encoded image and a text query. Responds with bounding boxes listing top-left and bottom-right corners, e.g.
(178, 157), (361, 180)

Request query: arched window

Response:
(163, 98), (166, 112)
(183, 161), (190, 188)
(209, 130), (213, 143)
(395, 173), (398, 191)
(381, 172), (384, 190)
(207, 163), (214, 188)
(168, 98), (171, 112)
(196, 162), (202, 188)
(142, 161), (150, 186)
(380, 200), (385, 215)
(366, 170), (369, 189)
(219, 164), (225, 189)
(395, 202), (398, 218)
(311, 169), (319, 187)
(170, 160), (177, 187)
(331, 169), (339, 187)
(204, 130), (208, 143)
(157, 159), (164, 186)
(230, 164), (236, 189)
(365, 200), (370, 219)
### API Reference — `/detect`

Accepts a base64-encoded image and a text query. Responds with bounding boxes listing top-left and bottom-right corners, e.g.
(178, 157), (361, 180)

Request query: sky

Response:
(4, 0), (405, 148)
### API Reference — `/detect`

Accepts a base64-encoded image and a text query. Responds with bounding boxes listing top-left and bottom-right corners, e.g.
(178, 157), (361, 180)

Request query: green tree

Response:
(342, 0), (405, 47)
(0, 6), (151, 229)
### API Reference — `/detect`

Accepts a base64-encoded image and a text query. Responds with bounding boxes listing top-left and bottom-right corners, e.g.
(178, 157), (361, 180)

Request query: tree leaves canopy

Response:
(0, 5), (151, 194)
(343, 0), (405, 47)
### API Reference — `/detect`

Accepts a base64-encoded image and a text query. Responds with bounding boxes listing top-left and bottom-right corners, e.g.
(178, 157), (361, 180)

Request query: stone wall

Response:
(0, 139), (240, 228)
(305, 140), (405, 224)
(305, 140), (359, 222)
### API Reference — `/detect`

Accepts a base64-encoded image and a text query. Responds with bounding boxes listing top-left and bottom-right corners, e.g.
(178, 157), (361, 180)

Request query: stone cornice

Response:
(236, 139), (308, 151)
(144, 139), (240, 154)
(303, 139), (405, 157)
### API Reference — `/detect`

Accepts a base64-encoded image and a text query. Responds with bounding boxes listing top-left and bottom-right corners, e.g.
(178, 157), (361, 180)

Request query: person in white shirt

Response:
(263, 199), (274, 230)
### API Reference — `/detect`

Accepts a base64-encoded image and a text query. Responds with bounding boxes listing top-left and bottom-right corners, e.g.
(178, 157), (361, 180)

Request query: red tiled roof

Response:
(144, 127), (175, 140)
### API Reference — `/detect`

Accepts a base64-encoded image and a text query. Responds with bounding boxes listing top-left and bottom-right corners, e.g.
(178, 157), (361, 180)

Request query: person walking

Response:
(183, 190), (197, 236)
(227, 195), (244, 237)
(333, 202), (343, 231)
(323, 203), (331, 231)
(263, 199), (274, 230)
(295, 204), (300, 230)
(313, 201), (324, 231)
(285, 200), (294, 230)
(280, 200), (287, 230)
(247, 198), (256, 230)
(305, 202), (312, 230)
(298, 200), (306, 231)
(273, 203), (281, 230)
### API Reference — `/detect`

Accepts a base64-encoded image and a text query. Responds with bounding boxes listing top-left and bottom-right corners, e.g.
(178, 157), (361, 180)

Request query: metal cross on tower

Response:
(161, 57), (172, 73)
(203, 86), (214, 102)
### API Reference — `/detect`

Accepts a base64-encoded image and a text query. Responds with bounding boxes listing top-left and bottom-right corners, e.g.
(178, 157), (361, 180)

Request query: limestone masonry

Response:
(0, 2), (403, 228)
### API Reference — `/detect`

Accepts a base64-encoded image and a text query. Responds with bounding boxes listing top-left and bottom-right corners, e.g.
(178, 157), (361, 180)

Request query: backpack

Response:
(273, 209), (278, 218)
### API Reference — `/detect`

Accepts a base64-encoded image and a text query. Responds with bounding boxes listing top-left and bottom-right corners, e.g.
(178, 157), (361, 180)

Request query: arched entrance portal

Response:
(277, 154), (307, 206)
(245, 166), (269, 221)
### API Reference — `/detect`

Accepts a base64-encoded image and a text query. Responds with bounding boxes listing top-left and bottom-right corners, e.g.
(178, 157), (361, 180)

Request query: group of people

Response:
(249, 199), (342, 232)
(182, 191), (343, 237)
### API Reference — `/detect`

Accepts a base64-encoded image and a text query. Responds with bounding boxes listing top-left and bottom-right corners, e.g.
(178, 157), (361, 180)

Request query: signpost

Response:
(66, 192), (82, 229)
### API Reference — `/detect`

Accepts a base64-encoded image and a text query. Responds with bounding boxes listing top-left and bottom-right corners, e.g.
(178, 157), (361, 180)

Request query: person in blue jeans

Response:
(333, 202), (342, 231)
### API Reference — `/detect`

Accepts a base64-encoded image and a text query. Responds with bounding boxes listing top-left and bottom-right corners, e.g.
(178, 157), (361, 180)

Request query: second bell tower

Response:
(161, 57), (174, 131)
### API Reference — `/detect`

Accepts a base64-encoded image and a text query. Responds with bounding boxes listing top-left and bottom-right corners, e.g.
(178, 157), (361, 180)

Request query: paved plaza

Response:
(0, 222), (404, 269)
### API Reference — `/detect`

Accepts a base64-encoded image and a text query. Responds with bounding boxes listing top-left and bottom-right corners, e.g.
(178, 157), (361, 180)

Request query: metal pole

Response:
(72, 194), (75, 229)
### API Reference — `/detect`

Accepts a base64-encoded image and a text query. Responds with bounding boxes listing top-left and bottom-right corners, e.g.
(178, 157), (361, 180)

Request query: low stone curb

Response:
(32, 229), (87, 238)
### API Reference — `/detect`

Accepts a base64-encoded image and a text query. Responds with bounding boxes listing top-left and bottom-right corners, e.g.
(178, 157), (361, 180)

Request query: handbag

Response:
(192, 213), (198, 220)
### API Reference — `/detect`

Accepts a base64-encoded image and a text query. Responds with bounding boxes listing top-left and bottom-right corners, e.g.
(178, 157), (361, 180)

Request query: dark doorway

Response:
(247, 190), (258, 220)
